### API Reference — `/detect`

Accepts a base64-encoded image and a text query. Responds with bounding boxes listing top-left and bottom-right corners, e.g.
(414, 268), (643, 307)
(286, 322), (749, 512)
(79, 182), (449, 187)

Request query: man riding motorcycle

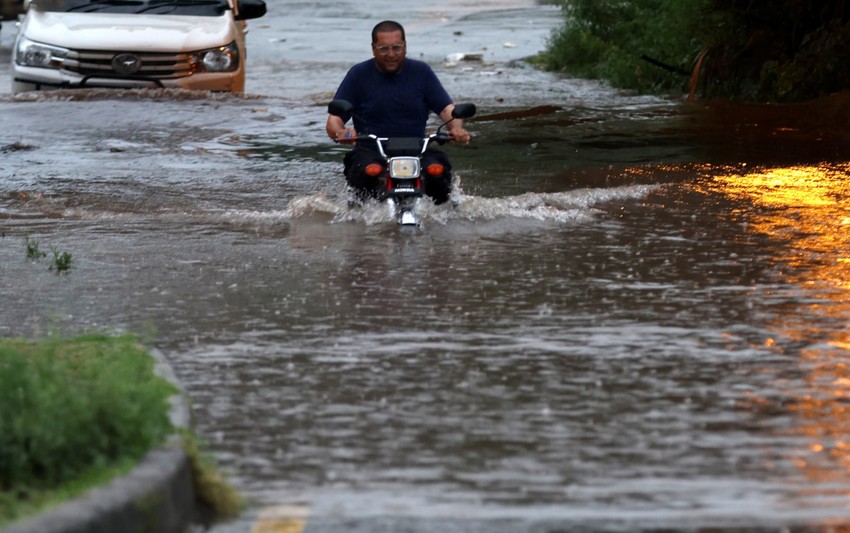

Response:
(325, 20), (471, 205)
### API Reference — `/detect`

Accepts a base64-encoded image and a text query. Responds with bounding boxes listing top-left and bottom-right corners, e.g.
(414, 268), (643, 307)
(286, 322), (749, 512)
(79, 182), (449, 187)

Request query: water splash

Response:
(268, 183), (659, 226)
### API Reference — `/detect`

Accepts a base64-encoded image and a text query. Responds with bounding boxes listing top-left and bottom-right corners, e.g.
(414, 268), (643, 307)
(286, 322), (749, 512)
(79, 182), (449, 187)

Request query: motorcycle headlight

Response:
(15, 37), (69, 69)
(389, 157), (420, 178)
(197, 42), (239, 72)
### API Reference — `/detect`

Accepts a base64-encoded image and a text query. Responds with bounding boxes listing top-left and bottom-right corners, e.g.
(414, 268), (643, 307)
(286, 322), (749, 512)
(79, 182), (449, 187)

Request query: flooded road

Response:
(2, 1), (850, 531)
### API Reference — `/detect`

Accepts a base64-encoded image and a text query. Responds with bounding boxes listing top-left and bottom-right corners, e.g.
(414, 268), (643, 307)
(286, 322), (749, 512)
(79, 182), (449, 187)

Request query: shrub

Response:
(544, 0), (706, 94)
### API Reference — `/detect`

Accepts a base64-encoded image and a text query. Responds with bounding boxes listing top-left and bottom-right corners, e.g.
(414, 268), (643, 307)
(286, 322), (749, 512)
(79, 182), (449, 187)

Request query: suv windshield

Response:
(30, 0), (229, 15)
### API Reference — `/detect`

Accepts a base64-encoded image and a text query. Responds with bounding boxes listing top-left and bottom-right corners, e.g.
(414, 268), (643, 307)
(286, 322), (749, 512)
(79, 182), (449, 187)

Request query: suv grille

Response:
(63, 50), (194, 79)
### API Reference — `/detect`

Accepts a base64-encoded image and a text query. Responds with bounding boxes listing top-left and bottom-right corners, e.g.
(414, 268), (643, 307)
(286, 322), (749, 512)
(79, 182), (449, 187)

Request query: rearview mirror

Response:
(452, 103), (476, 120)
(328, 99), (354, 117)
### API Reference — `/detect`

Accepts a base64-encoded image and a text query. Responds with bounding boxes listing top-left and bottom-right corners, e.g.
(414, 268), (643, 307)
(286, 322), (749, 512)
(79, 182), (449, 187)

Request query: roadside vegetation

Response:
(0, 333), (242, 528)
(24, 235), (73, 273)
(540, 0), (850, 102)
(0, 334), (175, 526)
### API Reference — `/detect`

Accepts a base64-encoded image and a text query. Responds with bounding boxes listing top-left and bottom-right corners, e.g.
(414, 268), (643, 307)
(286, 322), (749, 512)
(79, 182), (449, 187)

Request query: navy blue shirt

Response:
(333, 58), (453, 138)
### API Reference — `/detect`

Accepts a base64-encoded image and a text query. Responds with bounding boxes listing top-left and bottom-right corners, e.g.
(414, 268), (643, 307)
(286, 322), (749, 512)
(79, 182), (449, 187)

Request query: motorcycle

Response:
(327, 99), (476, 226)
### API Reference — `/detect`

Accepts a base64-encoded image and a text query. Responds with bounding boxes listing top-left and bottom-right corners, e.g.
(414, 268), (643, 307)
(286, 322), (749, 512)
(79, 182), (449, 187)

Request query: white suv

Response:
(12, 0), (266, 93)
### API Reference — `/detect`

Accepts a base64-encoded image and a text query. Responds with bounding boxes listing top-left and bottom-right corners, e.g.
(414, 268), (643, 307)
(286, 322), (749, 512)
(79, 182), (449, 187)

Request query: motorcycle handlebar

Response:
(366, 133), (451, 142)
(433, 132), (451, 145)
(363, 133), (454, 157)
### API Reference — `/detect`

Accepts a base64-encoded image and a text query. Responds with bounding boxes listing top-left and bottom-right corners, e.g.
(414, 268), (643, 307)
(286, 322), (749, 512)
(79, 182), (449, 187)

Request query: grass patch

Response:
(0, 333), (176, 527)
(48, 246), (74, 273)
(24, 236), (46, 260)
(180, 430), (245, 521)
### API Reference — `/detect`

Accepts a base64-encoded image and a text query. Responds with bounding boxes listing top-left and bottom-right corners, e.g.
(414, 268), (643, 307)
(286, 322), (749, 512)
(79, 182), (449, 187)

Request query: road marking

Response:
(250, 504), (308, 533)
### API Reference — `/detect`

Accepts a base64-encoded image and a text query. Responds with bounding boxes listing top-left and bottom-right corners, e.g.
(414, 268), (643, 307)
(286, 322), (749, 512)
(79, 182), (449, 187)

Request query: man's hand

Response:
(333, 128), (358, 144)
(448, 125), (471, 144)
(326, 115), (356, 144)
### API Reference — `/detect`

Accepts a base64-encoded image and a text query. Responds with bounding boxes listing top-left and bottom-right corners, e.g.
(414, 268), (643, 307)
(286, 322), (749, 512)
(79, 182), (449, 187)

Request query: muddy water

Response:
(2, 1), (850, 531)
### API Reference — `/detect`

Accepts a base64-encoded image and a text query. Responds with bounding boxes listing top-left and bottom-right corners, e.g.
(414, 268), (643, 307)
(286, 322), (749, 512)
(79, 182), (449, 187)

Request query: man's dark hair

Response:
(371, 20), (406, 43)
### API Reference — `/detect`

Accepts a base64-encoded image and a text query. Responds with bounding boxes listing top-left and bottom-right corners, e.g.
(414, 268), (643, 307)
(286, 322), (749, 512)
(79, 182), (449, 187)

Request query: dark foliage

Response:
(544, 0), (850, 102)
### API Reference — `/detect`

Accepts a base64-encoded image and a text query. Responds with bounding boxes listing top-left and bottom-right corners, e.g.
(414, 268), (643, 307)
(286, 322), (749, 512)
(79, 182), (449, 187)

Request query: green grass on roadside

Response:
(0, 333), (176, 527)
(179, 430), (245, 521)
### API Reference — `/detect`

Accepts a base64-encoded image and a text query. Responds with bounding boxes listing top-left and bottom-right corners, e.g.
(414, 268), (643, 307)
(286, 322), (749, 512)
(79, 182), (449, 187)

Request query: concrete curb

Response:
(3, 347), (198, 533)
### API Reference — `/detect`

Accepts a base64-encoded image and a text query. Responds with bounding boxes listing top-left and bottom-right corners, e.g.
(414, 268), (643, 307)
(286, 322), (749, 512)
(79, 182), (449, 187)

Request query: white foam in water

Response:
(259, 183), (660, 226)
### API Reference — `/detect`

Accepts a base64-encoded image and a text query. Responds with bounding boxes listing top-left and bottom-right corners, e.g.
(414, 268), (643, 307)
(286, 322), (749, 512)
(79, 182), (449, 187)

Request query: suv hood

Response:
(22, 9), (237, 52)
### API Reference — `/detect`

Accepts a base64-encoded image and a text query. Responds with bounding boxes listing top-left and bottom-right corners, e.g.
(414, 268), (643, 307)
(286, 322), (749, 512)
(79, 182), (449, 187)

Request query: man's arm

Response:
(439, 104), (471, 144)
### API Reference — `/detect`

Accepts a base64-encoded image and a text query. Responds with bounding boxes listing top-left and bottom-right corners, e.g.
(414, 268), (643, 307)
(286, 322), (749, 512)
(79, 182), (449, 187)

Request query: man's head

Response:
(371, 20), (406, 74)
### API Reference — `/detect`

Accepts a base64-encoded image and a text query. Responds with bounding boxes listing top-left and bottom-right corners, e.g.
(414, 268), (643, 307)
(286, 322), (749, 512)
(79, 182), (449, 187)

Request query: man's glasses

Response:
(374, 43), (405, 56)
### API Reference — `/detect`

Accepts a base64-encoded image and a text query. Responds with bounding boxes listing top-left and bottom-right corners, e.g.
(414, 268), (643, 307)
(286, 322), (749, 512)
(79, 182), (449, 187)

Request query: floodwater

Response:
(2, 1), (850, 531)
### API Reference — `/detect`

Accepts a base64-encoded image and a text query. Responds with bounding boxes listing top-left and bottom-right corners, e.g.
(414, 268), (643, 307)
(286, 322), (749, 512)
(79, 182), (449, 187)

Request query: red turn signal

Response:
(364, 163), (384, 177)
(425, 163), (445, 176)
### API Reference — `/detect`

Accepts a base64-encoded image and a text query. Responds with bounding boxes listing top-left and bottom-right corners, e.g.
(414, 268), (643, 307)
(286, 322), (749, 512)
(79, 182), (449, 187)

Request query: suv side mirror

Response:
(235, 0), (266, 20)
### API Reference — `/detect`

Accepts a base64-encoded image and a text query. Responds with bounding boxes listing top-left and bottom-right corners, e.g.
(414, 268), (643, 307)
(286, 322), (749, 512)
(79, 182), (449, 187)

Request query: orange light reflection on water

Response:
(710, 162), (850, 326)
(708, 163), (850, 506)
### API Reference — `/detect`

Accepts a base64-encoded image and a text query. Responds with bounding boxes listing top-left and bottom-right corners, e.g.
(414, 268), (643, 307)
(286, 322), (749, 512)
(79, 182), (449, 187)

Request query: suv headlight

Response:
(196, 42), (239, 73)
(15, 37), (70, 69)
